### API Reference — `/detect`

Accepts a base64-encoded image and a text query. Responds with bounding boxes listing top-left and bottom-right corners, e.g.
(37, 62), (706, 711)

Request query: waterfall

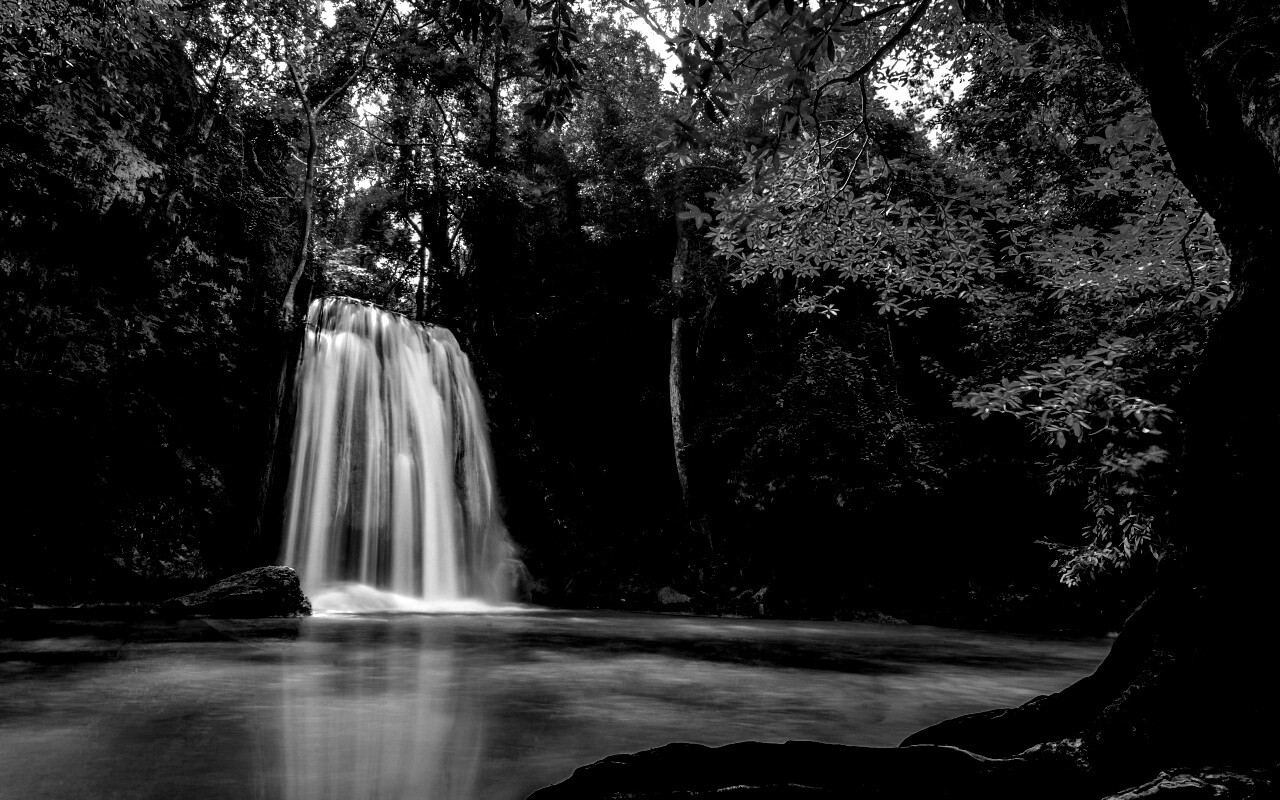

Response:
(280, 297), (517, 610)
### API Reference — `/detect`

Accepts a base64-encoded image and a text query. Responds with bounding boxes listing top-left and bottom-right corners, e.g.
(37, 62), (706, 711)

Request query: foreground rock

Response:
(1100, 768), (1277, 800)
(526, 741), (1093, 799)
(159, 566), (311, 618)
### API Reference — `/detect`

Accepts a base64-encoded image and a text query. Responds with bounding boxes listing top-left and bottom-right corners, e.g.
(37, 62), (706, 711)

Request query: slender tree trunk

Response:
(256, 5), (390, 563)
(425, 148), (452, 318)
(278, 0), (389, 321)
(487, 46), (502, 164)
(669, 217), (690, 505)
(256, 98), (317, 561)
(282, 108), (317, 321)
(669, 216), (711, 552)
(415, 233), (428, 322)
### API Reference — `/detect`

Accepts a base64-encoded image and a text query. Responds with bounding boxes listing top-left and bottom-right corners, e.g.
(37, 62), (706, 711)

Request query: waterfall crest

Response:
(280, 297), (516, 608)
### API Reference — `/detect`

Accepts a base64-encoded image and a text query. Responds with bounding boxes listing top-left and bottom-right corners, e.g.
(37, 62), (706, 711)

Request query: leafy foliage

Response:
(687, 25), (1225, 587)
(708, 136), (1000, 317)
(960, 339), (1173, 584)
(0, 0), (295, 597)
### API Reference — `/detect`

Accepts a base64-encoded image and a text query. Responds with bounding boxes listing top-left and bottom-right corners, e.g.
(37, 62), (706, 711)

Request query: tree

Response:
(925, 31), (1227, 587)
(900, 0), (1280, 774)
(276, 0), (392, 321)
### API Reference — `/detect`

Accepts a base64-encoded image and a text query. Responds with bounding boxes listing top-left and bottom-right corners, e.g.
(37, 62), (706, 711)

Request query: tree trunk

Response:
(488, 46), (502, 164)
(424, 147), (452, 320)
(415, 233), (428, 322)
(282, 109), (317, 322)
(670, 216), (691, 513)
(669, 216), (713, 553)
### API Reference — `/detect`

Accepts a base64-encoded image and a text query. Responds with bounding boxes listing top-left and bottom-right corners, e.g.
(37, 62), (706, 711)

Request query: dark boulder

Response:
(160, 566), (311, 618)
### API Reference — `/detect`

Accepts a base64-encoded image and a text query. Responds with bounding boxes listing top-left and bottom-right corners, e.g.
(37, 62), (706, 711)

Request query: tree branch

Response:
(814, 0), (932, 100)
(1179, 208), (1206, 292)
(285, 58), (313, 119)
(616, 0), (678, 50)
(430, 95), (460, 148)
(314, 0), (392, 115)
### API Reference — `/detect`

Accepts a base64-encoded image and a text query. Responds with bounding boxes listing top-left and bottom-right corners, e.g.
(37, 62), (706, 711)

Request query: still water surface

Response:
(0, 610), (1110, 800)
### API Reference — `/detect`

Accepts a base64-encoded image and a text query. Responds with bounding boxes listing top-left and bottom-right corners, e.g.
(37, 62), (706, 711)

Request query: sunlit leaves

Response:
(1028, 105), (1231, 322)
(902, 31), (1236, 586)
(958, 338), (1173, 585)
(706, 140), (1001, 318)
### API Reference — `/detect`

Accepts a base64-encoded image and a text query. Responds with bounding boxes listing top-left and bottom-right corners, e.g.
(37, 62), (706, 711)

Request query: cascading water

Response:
(280, 297), (517, 611)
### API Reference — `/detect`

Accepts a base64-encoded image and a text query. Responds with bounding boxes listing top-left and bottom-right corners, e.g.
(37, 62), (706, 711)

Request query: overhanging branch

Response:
(814, 0), (932, 101)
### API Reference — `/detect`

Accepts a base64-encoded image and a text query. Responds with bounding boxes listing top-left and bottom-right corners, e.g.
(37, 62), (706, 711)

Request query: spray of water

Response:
(280, 297), (518, 611)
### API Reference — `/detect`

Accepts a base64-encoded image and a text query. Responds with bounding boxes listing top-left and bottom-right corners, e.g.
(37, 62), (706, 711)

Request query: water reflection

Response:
(279, 623), (484, 800)
(0, 612), (1112, 800)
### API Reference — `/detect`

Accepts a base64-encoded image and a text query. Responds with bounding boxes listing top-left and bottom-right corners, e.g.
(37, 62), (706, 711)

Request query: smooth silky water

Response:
(0, 611), (1110, 800)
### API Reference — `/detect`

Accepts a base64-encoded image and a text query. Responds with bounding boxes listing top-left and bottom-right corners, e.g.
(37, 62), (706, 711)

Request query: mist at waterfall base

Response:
(280, 297), (521, 614)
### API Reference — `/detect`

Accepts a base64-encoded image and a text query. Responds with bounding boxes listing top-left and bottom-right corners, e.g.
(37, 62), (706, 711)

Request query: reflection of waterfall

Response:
(280, 297), (516, 604)
(279, 626), (485, 800)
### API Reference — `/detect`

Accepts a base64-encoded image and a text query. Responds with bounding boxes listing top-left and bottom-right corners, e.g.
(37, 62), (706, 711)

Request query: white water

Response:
(280, 297), (518, 610)
(309, 584), (528, 615)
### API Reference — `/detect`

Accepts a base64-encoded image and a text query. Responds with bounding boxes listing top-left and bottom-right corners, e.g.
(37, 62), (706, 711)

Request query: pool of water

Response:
(0, 610), (1110, 800)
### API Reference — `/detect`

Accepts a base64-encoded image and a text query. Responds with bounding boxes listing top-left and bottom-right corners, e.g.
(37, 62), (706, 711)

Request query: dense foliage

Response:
(0, 0), (1223, 629)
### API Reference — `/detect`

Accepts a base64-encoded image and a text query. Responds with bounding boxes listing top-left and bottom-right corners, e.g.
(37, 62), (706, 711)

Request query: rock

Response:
(752, 586), (769, 615)
(657, 586), (692, 608)
(525, 741), (1092, 799)
(159, 566), (311, 618)
(729, 588), (766, 617)
(1101, 768), (1276, 799)
(839, 609), (908, 625)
